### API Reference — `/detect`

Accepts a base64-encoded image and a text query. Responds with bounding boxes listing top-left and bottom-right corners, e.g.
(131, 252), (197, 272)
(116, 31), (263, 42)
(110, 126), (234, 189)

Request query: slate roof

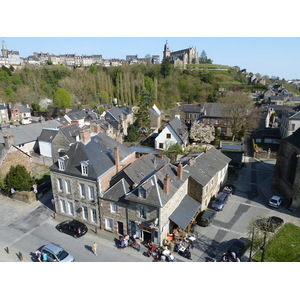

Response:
(60, 124), (81, 143)
(168, 117), (189, 143)
(289, 111), (300, 120)
(179, 104), (203, 113)
(169, 195), (201, 230)
(14, 104), (31, 113)
(102, 178), (130, 203)
(149, 104), (161, 117)
(178, 147), (231, 187)
(105, 107), (132, 122)
(50, 132), (134, 179)
(203, 103), (227, 118)
(39, 128), (59, 142)
(285, 127), (300, 148)
(0, 120), (62, 145)
(66, 109), (88, 120)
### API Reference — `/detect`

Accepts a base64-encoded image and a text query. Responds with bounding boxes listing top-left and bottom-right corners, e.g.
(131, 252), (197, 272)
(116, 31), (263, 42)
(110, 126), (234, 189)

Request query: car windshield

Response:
(214, 199), (224, 204)
(56, 250), (69, 261)
(270, 199), (278, 204)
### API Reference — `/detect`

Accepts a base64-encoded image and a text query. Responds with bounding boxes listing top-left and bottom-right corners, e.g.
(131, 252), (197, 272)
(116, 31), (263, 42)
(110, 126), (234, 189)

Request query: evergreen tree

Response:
(6, 165), (34, 192)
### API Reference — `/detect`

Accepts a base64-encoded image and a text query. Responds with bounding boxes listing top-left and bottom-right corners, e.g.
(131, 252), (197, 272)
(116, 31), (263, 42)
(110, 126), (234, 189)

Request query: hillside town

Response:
(0, 39), (300, 263)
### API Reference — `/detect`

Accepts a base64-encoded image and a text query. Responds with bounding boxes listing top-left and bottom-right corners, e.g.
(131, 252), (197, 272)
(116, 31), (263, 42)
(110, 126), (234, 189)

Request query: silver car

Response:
(41, 243), (75, 262)
(268, 195), (283, 208)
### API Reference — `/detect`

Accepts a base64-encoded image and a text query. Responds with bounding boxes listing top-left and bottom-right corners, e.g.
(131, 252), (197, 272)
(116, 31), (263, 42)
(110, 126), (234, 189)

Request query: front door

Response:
(117, 221), (124, 236)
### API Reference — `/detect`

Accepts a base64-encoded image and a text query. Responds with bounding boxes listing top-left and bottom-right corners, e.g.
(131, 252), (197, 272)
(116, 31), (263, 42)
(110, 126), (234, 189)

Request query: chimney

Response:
(4, 134), (14, 149)
(177, 162), (183, 180)
(164, 174), (171, 194)
(114, 147), (120, 173)
(79, 126), (91, 144)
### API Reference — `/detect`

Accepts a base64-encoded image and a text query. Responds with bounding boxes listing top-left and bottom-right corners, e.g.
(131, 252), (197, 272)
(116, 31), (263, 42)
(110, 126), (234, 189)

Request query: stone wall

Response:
(13, 191), (36, 204)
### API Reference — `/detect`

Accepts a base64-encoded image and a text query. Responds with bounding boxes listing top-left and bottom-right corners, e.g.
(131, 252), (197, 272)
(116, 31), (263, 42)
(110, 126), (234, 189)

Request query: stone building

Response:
(273, 128), (300, 211)
(49, 132), (136, 228)
(163, 40), (198, 68)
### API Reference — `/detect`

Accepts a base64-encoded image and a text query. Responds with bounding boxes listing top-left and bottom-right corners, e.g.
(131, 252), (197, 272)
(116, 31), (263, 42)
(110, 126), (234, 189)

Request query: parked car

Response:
(56, 219), (88, 238)
(268, 195), (283, 208)
(228, 237), (250, 256)
(211, 192), (228, 211)
(255, 216), (284, 232)
(41, 243), (75, 262)
(197, 209), (216, 227)
(222, 184), (235, 195)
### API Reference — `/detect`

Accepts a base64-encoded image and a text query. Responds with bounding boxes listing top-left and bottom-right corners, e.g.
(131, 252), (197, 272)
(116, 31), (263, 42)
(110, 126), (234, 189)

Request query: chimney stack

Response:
(114, 147), (120, 173)
(164, 174), (171, 194)
(4, 134), (14, 150)
(177, 162), (183, 180)
(79, 126), (91, 144)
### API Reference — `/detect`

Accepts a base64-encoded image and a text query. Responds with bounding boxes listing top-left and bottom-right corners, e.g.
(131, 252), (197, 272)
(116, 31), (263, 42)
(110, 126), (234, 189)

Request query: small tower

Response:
(2, 40), (8, 58)
(163, 40), (170, 59)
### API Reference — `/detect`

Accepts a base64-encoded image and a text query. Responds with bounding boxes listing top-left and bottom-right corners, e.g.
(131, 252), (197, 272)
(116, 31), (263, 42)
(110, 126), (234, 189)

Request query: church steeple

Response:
(2, 40), (8, 58)
(163, 40), (170, 59)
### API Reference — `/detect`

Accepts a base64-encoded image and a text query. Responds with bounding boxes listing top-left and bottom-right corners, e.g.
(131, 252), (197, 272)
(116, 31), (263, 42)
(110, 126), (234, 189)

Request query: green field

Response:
(253, 223), (300, 262)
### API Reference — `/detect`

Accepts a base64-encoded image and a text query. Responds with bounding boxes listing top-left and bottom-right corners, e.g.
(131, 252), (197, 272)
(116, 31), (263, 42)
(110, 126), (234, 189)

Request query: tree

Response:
(125, 124), (139, 142)
(219, 91), (259, 141)
(53, 88), (72, 108)
(199, 50), (213, 64)
(6, 165), (34, 192)
(190, 121), (215, 143)
(160, 57), (172, 78)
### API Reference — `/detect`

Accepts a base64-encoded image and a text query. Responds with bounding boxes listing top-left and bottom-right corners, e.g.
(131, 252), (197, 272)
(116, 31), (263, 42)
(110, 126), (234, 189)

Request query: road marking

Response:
(210, 224), (245, 235)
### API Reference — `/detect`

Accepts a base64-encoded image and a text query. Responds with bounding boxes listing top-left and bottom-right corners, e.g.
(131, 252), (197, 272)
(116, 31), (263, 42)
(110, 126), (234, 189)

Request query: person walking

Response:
(92, 242), (98, 256)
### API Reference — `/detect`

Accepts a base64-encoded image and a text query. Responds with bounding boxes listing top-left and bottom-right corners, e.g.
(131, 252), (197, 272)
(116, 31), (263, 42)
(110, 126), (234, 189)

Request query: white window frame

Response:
(91, 208), (97, 223)
(110, 203), (118, 214)
(105, 218), (114, 230)
(67, 201), (74, 216)
(139, 206), (147, 219)
(89, 185), (95, 200)
(58, 158), (65, 171)
(60, 199), (67, 213)
(82, 206), (88, 220)
(65, 180), (71, 194)
(81, 161), (89, 176)
(57, 178), (63, 192)
(80, 183), (86, 198)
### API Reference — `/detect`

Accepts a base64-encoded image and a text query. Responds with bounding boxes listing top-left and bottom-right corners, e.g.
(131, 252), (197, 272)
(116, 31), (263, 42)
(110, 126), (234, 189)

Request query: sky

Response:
(1, 36), (300, 80)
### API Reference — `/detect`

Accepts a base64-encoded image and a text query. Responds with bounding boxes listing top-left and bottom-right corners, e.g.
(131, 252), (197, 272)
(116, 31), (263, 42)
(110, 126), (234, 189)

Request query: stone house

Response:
(0, 134), (32, 179)
(9, 103), (32, 124)
(149, 104), (162, 130)
(155, 116), (189, 151)
(64, 109), (88, 128)
(198, 103), (230, 134)
(104, 106), (134, 137)
(280, 110), (300, 138)
(177, 104), (204, 125)
(273, 128), (300, 211)
(49, 132), (136, 228)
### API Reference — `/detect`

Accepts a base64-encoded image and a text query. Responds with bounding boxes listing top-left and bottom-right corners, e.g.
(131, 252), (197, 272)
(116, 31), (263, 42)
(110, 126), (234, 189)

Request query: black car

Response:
(255, 216), (284, 232)
(228, 237), (250, 256)
(197, 209), (216, 227)
(56, 220), (88, 238)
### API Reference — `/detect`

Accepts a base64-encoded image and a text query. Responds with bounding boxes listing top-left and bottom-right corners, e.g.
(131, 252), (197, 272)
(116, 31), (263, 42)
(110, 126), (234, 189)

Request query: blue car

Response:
(211, 192), (228, 211)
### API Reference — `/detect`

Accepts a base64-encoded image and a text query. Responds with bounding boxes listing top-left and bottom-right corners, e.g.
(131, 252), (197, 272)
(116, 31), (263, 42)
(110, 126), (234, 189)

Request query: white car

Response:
(268, 195), (283, 208)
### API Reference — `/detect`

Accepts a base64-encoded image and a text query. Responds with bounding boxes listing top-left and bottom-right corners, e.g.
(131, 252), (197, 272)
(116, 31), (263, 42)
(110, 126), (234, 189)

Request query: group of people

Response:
(144, 243), (177, 262)
(35, 249), (48, 262)
(119, 235), (141, 252)
(220, 250), (241, 262)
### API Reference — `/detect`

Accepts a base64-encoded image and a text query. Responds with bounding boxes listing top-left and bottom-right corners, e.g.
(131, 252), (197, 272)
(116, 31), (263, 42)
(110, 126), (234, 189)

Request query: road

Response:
(190, 154), (300, 262)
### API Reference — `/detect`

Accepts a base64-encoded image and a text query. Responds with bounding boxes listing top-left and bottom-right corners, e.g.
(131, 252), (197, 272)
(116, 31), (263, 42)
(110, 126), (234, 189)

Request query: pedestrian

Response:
(35, 249), (42, 262)
(42, 251), (47, 262)
(92, 242), (98, 256)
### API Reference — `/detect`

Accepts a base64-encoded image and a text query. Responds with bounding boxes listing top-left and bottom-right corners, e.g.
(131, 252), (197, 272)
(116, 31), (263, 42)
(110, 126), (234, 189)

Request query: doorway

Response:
(142, 230), (151, 244)
(117, 221), (124, 236)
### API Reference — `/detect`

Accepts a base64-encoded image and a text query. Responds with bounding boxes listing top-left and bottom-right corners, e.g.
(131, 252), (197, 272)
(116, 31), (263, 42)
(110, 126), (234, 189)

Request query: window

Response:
(68, 201), (74, 216)
(65, 180), (71, 194)
(80, 183), (86, 198)
(58, 158), (65, 171)
(166, 133), (171, 139)
(159, 143), (164, 149)
(91, 208), (97, 223)
(105, 218), (114, 230)
(110, 203), (118, 214)
(215, 119), (220, 125)
(89, 185), (95, 200)
(60, 199), (67, 213)
(57, 178), (63, 192)
(82, 206), (88, 220)
(211, 178), (214, 187)
(207, 118), (210, 124)
(138, 188), (146, 199)
(81, 161), (89, 176)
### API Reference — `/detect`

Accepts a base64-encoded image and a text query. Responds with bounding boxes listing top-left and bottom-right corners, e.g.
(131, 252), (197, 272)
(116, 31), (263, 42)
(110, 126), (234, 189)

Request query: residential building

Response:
(149, 104), (162, 130)
(0, 41), (22, 67)
(49, 132), (136, 227)
(273, 128), (300, 211)
(177, 104), (204, 124)
(9, 103), (32, 124)
(155, 116), (189, 151)
(280, 110), (300, 138)
(0, 104), (9, 124)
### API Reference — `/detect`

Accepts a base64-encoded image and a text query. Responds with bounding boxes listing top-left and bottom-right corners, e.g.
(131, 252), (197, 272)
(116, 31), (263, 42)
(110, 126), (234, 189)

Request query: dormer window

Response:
(58, 155), (68, 171)
(81, 161), (89, 176)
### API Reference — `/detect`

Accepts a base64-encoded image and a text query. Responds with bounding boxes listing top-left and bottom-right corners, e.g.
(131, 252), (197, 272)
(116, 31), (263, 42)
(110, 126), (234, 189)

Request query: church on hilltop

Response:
(163, 40), (198, 68)
(0, 40), (21, 67)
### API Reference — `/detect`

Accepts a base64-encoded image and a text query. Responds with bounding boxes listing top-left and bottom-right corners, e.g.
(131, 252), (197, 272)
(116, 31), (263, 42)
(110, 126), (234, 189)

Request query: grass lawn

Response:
(253, 223), (300, 262)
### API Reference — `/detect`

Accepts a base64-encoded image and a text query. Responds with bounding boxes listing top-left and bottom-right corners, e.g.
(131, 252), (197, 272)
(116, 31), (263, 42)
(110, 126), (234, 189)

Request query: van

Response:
(197, 209), (216, 227)
(211, 192), (229, 211)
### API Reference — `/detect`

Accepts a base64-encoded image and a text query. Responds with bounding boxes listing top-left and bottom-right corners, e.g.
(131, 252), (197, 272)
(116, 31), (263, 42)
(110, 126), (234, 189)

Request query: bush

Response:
(6, 165), (34, 192)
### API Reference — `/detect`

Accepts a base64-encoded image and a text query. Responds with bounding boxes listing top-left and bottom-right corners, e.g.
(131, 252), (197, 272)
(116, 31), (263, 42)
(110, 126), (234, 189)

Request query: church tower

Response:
(2, 40), (8, 58)
(163, 40), (170, 59)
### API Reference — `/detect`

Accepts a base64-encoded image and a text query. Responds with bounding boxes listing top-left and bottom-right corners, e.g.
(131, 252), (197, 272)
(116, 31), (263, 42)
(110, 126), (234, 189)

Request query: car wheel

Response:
(58, 228), (62, 232)
(73, 234), (78, 238)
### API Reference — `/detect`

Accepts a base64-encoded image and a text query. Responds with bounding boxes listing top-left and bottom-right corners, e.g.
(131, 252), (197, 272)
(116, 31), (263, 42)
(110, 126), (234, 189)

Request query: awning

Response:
(169, 195), (201, 230)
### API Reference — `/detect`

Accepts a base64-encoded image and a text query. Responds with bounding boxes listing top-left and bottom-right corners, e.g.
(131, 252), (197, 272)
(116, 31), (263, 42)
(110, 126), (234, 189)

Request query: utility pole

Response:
(261, 232), (267, 262)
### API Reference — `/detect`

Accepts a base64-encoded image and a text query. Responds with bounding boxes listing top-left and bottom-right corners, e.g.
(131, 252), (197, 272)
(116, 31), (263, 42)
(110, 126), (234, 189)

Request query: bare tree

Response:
(190, 121), (215, 143)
